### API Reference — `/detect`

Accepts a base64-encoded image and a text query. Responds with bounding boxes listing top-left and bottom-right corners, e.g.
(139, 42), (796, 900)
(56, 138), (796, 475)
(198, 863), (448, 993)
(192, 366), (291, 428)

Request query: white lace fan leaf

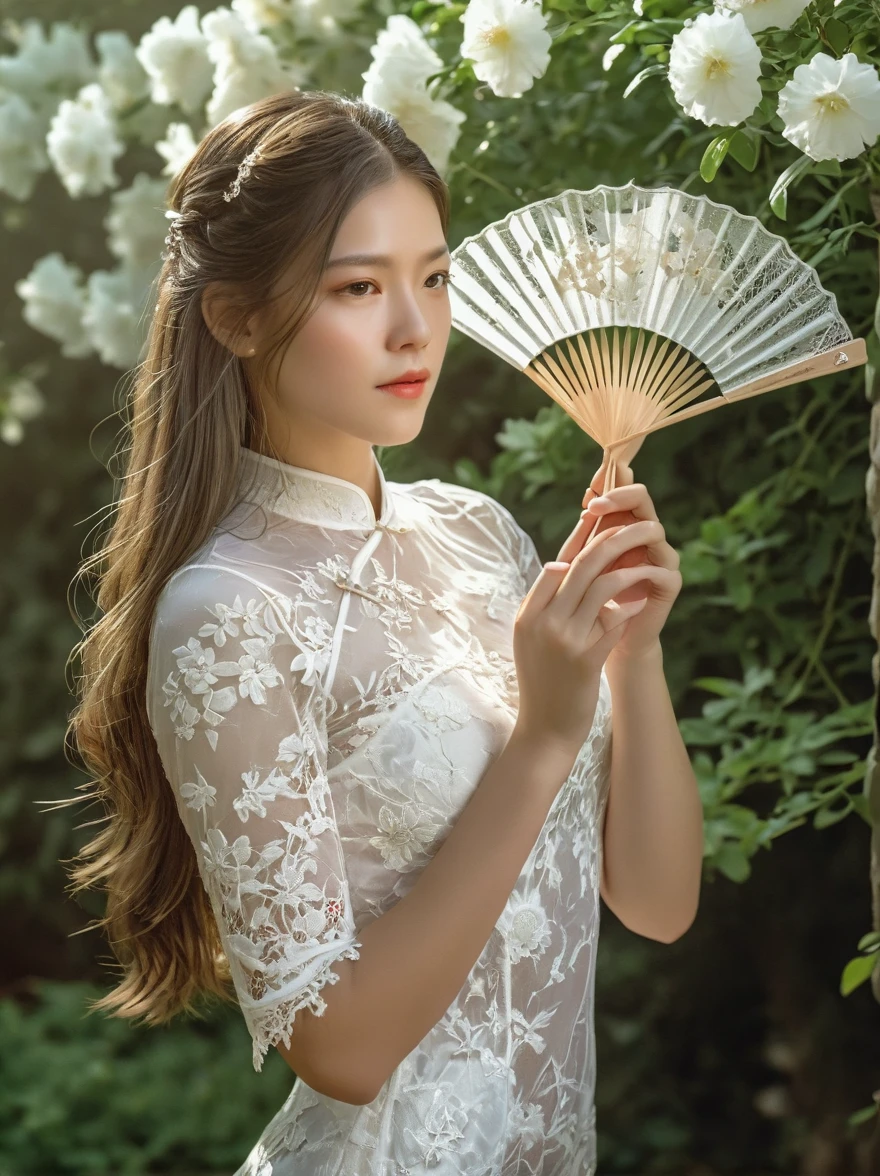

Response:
(448, 183), (866, 460)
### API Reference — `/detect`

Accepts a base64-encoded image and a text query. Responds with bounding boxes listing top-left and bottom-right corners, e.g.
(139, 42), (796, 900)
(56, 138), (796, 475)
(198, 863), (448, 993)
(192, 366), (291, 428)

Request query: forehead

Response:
(329, 177), (446, 264)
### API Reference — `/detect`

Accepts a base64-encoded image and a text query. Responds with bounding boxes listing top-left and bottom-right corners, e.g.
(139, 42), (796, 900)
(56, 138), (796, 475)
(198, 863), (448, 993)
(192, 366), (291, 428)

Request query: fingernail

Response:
(590, 496), (610, 507)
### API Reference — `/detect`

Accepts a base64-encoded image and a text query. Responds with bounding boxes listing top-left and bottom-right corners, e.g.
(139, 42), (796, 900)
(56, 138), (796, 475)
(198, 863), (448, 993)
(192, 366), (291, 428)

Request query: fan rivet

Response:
(834, 351), (849, 365)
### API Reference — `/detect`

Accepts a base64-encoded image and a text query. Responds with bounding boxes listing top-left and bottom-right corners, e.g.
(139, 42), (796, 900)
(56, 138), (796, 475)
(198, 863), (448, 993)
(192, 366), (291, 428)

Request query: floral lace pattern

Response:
(146, 445), (613, 1175)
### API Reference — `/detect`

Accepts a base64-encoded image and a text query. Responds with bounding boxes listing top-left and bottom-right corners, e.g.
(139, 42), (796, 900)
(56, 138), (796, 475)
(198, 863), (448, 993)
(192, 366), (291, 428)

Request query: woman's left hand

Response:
(559, 460), (683, 662)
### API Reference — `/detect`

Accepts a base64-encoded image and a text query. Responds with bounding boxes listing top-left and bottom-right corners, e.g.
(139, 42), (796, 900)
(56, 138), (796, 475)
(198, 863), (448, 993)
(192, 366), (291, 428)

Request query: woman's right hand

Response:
(511, 512), (668, 757)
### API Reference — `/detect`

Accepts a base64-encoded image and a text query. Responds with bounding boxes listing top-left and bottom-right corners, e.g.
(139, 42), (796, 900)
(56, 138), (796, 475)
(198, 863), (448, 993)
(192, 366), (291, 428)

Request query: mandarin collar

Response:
(236, 444), (401, 531)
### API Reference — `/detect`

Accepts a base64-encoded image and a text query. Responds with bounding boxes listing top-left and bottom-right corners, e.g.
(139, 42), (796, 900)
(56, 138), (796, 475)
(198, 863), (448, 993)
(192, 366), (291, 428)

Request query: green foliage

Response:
(2, 0), (880, 1170)
(0, 980), (294, 1174)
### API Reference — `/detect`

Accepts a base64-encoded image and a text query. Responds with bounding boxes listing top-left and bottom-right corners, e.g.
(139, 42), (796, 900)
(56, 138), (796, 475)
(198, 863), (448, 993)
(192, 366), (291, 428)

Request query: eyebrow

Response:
(325, 244), (451, 270)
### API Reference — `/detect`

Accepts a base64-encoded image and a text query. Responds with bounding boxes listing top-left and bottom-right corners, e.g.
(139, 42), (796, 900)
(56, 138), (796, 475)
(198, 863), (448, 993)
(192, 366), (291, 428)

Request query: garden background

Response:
(1, 0), (880, 1171)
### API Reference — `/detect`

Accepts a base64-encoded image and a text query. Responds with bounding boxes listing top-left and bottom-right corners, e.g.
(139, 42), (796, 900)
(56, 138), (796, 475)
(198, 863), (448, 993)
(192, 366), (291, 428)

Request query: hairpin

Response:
(222, 146), (261, 202)
(162, 209), (185, 261)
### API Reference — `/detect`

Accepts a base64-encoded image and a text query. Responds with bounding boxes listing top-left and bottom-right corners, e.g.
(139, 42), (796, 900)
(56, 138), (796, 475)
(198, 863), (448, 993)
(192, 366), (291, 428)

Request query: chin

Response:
(372, 402), (430, 447)
(372, 418), (427, 448)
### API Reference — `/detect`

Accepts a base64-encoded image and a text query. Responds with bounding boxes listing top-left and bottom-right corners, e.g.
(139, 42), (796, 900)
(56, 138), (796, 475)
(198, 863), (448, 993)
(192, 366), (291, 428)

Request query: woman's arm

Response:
(277, 715), (588, 1104)
(600, 641), (703, 942)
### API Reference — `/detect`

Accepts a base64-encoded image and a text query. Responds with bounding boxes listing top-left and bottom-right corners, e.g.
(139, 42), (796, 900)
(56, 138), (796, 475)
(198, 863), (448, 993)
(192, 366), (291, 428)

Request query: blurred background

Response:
(2, 0), (880, 1172)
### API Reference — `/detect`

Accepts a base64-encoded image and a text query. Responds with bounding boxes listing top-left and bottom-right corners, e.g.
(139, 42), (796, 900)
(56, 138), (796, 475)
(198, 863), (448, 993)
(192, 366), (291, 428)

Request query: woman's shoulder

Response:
(400, 476), (526, 543)
(151, 540), (302, 648)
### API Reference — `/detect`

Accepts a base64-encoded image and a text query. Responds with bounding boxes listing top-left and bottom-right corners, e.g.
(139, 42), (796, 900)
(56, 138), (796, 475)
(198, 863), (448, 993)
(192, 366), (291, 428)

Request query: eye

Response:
(340, 271), (451, 297)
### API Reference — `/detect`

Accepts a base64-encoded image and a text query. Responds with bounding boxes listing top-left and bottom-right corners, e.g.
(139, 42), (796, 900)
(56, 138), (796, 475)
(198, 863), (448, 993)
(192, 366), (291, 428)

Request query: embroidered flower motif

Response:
(198, 599), (242, 646)
(233, 766), (303, 821)
(413, 683), (470, 731)
(200, 826), (258, 891)
(173, 637), (222, 694)
(368, 802), (443, 871)
(510, 1006), (556, 1056)
(498, 892), (552, 964)
(289, 614), (334, 687)
(401, 1083), (469, 1165)
(509, 1096), (546, 1152)
(178, 764), (216, 811)
(236, 637), (283, 704)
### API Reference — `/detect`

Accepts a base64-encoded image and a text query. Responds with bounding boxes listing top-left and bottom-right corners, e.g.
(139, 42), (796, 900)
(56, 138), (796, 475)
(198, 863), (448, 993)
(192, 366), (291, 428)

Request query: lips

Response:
(380, 368), (429, 386)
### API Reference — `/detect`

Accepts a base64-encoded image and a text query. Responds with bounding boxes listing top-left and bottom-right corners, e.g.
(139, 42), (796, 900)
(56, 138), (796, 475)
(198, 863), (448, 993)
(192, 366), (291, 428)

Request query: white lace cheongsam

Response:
(146, 444), (614, 1176)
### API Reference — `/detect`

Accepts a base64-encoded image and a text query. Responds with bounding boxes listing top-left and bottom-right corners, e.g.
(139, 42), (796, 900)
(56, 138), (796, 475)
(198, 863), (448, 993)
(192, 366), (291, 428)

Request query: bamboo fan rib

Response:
(448, 183), (867, 480)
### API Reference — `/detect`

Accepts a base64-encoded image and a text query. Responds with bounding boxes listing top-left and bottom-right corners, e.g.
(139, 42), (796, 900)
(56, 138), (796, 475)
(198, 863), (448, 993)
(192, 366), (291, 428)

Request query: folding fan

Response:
(447, 182), (867, 541)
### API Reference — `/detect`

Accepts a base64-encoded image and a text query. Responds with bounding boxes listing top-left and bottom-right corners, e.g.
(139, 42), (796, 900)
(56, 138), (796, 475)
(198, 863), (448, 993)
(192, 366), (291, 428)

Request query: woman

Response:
(67, 87), (692, 1175)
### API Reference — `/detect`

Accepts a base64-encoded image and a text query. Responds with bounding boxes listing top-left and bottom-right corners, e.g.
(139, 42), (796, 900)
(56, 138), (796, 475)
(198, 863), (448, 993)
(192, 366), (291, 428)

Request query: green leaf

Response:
(622, 62), (667, 99)
(812, 157), (842, 176)
(848, 1105), (880, 1127)
(823, 17), (851, 54)
(700, 134), (733, 183)
(841, 951), (877, 996)
(727, 129), (760, 172)
(814, 800), (852, 828)
(857, 932), (880, 952)
(692, 676), (743, 698)
(715, 843), (751, 883)
(769, 154), (813, 220)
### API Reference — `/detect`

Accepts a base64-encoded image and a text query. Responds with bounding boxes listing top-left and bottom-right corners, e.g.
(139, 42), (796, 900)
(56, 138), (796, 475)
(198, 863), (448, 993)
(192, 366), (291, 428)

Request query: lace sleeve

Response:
(509, 516), (544, 597)
(146, 563), (362, 1072)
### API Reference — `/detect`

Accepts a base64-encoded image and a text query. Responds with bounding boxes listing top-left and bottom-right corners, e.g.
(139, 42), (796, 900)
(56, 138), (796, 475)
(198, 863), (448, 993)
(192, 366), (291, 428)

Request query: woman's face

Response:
(258, 173), (452, 455)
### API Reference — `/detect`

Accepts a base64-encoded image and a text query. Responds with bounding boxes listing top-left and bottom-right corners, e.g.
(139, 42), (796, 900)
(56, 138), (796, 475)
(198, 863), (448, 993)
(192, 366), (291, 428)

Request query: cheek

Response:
(277, 306), (373, 386)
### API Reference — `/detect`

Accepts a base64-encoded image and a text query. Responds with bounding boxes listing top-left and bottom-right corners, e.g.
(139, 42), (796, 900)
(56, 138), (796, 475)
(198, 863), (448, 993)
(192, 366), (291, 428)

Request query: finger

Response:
(647, 539), (681, 572)
(557, 515), (625, 565)
(585, 482), (658, 525)
(581, 459), (634, 509)
(576, 562), (671, 621)
(555, 546), (670, 619)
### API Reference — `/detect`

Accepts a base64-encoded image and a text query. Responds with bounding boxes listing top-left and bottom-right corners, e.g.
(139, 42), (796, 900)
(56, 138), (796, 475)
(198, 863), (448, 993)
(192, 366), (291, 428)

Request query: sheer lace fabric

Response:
(146, 444), (613, 1176)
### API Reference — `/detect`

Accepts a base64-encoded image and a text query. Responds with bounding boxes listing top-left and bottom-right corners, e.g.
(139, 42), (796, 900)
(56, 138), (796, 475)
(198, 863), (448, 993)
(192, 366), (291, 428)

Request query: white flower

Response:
(82, 265), (153, 369)
(0, 93), (50, 200)
(714, 0), (812, 33)
(155, 121), (199, 177)
(136, 5), (214, 114)
(362, 79), (466, 179)
(231, 0), (297, 30)
(201, 7), (308, 127)
(460, 0), (552, 98)
(778, 51), (880, 162)
(233, 0), (361, 39)
(288, 0), (363, 39)
(1, 375), (45, 446)
(104, 173), (170, 269)
(362, 14), (445, 92)
(14, 253), (92, 359)
(361, 34), (468, 170)
(668, 10), (763, 127)
(95, 31), (151, 110)
(0, 20), (95, 106)
(46, 83), (124, 198)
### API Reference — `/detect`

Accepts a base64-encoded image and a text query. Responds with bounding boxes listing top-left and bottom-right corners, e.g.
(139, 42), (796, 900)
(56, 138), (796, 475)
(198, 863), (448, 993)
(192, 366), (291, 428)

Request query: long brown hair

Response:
(59, 89), (450, 1029)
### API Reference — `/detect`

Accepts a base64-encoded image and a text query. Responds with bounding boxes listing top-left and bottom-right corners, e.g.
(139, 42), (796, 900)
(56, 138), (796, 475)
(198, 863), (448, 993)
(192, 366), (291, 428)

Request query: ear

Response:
(201, 281), (260, 357)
